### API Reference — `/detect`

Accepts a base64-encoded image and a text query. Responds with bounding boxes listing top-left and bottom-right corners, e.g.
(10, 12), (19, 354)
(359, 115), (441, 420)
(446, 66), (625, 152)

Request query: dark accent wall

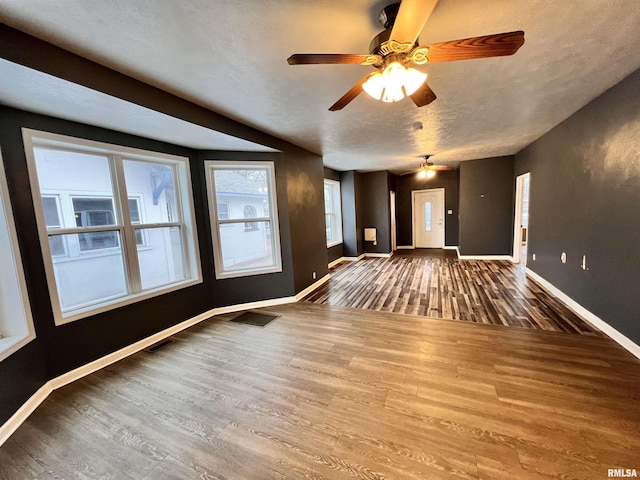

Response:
(360, 171), (392, 254)
(0, 107), (212, 422)
(458, 156), (515, 256)
(287, 149), (329, 291)
(340, 171), (359, 257)
(395, 170), (459, 247)
(324, 167), (343, 263)
(0, 25), (327, 424)
(198, 151), (295, 306)
(515, 68), (640, 343)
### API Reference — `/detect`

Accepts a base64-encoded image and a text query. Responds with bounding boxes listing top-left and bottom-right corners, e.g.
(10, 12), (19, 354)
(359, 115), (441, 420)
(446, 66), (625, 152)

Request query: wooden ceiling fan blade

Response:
(409, 80), (437, 107)
(389, 0), (439, 47)
(328, 74), (371, 111)
(287, 54), (381, 66)
(425, 31), (525, 63)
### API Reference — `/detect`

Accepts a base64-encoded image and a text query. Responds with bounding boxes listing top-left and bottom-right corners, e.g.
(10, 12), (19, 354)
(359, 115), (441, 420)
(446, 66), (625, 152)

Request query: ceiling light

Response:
(362, 63), (427, 103)
(426, 169), (436, 179)
(417, 169), (427, 179)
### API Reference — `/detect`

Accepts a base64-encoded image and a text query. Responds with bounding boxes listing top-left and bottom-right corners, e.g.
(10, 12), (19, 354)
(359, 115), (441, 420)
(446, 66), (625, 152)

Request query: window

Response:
(0, 151), (35, 361)
(324, 179), (343, 246)
(72, 197), (118, 251)
(424, 201), (432, 232)
(23, 129), (202, 325)
(243, 205), (259, 231)
(205, 161), (282, 279)
(42, 195), (66, 256)
(217, 202), (230, 220)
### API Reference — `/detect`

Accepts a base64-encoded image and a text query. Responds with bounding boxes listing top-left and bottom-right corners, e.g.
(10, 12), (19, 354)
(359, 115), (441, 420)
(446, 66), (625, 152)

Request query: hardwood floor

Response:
(2, 303), (639, 479)
(305, 251), (601, 335)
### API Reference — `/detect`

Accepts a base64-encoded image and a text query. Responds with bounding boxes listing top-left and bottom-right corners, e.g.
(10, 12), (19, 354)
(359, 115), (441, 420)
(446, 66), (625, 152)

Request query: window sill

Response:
(55, 277), (203, 326)
(214, 265), (283, 280)
(0, 333), (36, 362)
(327, 240), (343, 248)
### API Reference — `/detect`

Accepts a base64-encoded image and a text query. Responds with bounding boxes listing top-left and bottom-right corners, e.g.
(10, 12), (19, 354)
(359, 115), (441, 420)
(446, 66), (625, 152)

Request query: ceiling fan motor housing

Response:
(378, 3), (401, 29)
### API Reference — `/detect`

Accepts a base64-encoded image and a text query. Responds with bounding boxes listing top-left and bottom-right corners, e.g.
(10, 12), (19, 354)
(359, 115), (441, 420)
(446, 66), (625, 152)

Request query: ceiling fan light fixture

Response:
(426, 169), (436, 179)
(404, 67), (428, 96)
(363, 62), (427, 103)
(362, 72), (384, 100)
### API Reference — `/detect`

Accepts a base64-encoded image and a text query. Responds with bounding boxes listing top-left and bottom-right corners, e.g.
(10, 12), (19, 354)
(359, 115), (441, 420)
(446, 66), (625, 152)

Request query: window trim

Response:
(205, 160), (282, 279)
(23, 128), (202, 326)
(324, 179), (343, 247)
(0, 150), (35, 361)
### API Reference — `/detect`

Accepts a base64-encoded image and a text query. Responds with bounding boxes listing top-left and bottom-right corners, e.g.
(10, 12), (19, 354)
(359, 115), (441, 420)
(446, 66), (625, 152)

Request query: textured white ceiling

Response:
(0, 60), (277, 152)
(1, 0), (639, 172)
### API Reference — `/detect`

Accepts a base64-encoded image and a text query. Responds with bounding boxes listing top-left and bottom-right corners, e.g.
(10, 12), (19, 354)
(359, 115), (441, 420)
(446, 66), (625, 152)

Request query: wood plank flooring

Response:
(305, 251), (600, 335)
(2, 303), (639, 479)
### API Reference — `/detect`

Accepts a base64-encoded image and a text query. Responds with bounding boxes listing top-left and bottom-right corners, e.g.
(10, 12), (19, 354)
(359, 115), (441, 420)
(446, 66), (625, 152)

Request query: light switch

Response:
(447, 209), (453, 215)
(561, 252), (567, 264)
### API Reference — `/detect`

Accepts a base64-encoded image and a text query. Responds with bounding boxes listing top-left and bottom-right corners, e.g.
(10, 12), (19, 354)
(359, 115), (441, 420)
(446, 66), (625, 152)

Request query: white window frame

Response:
(324, 179), (343, 247)
(0, 150), (36, 361)
(205, 160), (282, 279)
(22, 129), (202, 326)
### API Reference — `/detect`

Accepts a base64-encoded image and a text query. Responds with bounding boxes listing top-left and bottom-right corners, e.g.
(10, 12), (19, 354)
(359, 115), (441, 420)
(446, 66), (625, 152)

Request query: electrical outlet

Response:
(561, 252), (567, 264)
(581, 255), (587, 271)
(312, 271), (317, 280)
(532, 253), (536, 261)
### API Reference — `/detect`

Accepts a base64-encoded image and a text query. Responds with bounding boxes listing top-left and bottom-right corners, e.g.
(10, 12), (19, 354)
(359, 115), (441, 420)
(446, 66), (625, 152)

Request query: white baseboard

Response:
(525, 268), (640, 360)
(0, 383), (52, 447)
(396, 245), (415, 250)
(364, 252), (393, 258)
(328, 257), (346, 268)
(295, 274), (330, 301)
(443, 245), (458, 250)
(0, 294), (306, 447)
(458, 254), (514, 261)
(343, 254), (365, 261)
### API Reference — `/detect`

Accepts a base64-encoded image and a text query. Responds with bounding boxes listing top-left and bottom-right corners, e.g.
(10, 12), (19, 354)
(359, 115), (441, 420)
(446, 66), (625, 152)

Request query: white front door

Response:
(413, 189), (444, 248)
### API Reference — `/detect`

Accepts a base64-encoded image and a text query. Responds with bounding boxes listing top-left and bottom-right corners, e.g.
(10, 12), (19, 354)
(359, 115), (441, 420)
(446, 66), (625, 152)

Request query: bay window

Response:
(23, 129), (202, 325)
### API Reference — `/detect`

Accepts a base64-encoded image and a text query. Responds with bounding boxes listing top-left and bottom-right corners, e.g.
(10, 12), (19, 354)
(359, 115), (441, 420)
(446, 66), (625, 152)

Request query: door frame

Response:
(411, 188), (445, 248)
(512, 172), (530, 263)
(390, 191), (397, 251)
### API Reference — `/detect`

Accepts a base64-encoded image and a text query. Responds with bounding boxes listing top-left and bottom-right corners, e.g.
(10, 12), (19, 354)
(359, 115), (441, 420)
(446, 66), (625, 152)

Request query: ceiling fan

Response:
(287, 0), (525, 111)
(401, 155), (456, 177)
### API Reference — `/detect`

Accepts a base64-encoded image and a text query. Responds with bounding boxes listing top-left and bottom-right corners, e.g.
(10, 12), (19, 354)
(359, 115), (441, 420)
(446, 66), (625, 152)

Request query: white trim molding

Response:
(0, 275), (339, 447)
(457, 253), (514, 261)
(364, 252), (393, 258)
(343, 254), (365, 262)
(396, 245), (415, 250)
(328, 257), (346, 268)
(526, 268), (640, 360)
(295, 274), (330, 301)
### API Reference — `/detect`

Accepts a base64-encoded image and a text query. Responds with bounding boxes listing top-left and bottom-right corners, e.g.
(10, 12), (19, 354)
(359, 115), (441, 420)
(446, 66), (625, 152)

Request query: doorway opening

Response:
(513, 173), (530, 264)
(412, 188), (445, 249)
(390, 191), (397, 251)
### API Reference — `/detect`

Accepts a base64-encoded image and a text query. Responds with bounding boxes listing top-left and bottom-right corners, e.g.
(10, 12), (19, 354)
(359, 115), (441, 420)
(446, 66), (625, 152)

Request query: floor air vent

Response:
(145, 339), (174, 353)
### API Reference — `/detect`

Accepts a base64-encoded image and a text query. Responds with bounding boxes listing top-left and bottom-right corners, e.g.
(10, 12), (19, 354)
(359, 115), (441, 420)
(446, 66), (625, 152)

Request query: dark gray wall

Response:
(395, 170), (459, 247)
(198, 151), (295, 306)
(324, 167), (344, 263)
(340, 171), (359, 257)
(0, 25), (327, 425)
(459, 156), (515, 256)
(287, 150), (329, 290)
(516, 68), (640, 343)
(360, 171), (392, 254)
